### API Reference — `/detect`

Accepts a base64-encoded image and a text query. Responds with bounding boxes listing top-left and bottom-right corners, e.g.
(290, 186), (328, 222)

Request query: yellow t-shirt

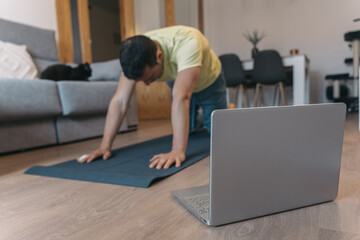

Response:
(144, 25), (221, 93)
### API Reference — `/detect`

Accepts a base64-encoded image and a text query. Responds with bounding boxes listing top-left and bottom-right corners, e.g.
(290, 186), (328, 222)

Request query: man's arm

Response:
(149, 66), (200, 169)
(77, 75), (136, 163)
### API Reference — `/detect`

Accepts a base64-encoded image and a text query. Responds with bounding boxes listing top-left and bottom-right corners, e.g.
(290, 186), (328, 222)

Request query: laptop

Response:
(171, 103), (346, 226)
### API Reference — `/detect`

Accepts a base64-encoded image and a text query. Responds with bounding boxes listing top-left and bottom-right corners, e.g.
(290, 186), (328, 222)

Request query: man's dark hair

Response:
(119, 35), (158, 80)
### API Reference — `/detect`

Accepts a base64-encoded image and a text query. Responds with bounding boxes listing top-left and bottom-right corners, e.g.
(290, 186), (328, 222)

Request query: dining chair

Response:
(219, 54), (249, 108)
(252, 50), (288, 106)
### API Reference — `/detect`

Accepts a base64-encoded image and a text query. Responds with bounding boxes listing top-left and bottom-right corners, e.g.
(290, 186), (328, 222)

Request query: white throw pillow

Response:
(0, 40), (39, 79)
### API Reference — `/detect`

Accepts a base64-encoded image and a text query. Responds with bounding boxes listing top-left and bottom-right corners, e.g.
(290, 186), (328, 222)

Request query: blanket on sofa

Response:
(24, 130), (210, 188)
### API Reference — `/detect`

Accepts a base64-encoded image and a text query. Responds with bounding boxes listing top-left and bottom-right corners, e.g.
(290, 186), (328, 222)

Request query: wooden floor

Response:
(1, 114), (360, 240)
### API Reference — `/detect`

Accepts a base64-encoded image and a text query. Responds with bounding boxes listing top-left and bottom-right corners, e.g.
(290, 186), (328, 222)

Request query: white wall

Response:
(134, 0), (164, 34)
(174, 0), (198, 29)
(204, 0), (360, 103)
(133, 0), (199, 34)
(0, 0), (57, 31)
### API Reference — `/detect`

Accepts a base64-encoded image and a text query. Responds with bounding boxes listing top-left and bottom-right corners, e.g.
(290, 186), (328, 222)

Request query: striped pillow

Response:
(0, 40), (39, 79)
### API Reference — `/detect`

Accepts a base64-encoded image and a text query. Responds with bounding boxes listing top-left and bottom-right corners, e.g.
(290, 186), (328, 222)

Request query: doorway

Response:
(87, 0), (121, 62)
(70, 0), (121, 63)
(56, 0), (134, 64)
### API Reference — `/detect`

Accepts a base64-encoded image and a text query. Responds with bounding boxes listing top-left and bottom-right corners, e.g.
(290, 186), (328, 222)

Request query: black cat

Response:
(40, 63), (92, 81)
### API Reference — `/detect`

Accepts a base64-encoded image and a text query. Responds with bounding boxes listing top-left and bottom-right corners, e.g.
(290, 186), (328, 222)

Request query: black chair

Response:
(219, 54), (249, 107)
(252, 50), (288, 106)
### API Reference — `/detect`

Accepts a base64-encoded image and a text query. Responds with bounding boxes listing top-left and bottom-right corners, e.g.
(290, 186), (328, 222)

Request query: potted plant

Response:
(243, 30), (266, 58)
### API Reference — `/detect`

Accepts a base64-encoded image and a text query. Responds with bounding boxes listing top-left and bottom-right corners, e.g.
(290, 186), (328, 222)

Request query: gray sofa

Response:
(0, 18), (138, 154)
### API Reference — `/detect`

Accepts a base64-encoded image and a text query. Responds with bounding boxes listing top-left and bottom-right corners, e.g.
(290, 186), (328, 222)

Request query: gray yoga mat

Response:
(25, 130), (210, 188)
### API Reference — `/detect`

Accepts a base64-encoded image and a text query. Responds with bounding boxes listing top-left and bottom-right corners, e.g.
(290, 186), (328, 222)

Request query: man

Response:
(78, 25), (226, 169)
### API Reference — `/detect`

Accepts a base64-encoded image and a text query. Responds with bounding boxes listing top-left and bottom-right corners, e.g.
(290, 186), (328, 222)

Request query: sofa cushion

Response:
(0, 79), (62, 121)
(33, 58), (61, 73)
(0, 18), (58, 61)
(88, 59), (122, 82)
(57, 81), (118, 116)
(0, 41), (39, 79)
(55, 114), (129, 144)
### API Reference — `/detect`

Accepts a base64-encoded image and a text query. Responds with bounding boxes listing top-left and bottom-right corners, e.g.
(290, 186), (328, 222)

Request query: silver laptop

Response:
(172, 103), (346, 226)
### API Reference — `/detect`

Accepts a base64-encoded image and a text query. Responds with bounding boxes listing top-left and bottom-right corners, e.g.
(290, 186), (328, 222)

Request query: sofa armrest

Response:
(0, 79), (62, 121)
(88, 59), (122, 82)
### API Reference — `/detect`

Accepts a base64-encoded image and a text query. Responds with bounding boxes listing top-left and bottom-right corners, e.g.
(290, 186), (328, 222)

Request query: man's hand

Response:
(149, 149), (186, 169)
(77, 147), (112, 163)
(148, 67), (199, 170)
(77, 75), (135, 164)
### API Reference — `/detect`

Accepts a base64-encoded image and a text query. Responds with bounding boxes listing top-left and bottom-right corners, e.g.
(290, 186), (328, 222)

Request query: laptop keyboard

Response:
(184, 194), (210, 214)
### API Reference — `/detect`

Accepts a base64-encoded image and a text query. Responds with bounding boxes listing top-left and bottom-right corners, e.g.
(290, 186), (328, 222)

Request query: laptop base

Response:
(171, 185), (210, 225)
